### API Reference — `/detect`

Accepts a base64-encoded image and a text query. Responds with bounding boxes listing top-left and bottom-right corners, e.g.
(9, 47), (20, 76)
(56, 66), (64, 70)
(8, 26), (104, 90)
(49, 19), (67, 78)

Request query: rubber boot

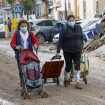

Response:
(75, 70), (82, 89)
(74, 70), (77, 82)
(64, 71), (70, 87)
(75, 82), (82, 89)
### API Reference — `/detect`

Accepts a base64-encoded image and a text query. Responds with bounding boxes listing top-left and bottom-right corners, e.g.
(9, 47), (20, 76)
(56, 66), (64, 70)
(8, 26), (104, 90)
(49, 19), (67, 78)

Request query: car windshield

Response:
(87, 20), (101, 29)
(33, 20), (41, 25)
(0, 18), (3, 24)
(54, 22), (67, 28)
(80, 21), (90, 28)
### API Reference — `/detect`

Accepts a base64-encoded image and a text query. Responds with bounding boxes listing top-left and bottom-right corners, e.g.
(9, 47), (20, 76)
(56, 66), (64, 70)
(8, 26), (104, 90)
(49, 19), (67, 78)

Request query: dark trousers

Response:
(17, 59), (22, 78)
(8, 26), (11, 32)
(63, 52), (81, 72)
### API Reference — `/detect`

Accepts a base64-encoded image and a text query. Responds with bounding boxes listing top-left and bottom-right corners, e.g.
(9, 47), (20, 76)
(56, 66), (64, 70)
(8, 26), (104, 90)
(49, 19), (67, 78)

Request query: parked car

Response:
(29, 19), (58, 43)
(75, 19), (86, 24)
(83, 19), (101, 42)
(50, 21), (67, 38)
(50, 20), (86, 38)
(53, 19), (101, 43)
(80, 18), (101, 30)
(53, 33), (59, 44)
(0, 16), (5, 38)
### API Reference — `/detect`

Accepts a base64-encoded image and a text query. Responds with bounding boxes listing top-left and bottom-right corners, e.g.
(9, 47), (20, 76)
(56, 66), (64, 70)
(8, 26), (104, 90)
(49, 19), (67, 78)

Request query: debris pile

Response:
(84, 35), (105, 51)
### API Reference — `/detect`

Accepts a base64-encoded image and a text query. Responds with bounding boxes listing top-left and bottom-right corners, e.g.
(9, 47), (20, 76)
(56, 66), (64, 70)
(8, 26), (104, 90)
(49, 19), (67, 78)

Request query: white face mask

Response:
(68, 22), (75, 27)
(20, 27), (27, 32)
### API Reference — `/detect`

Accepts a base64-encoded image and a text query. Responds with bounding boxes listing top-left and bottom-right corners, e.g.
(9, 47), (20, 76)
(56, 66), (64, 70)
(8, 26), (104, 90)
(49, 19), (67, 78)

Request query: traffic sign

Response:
(14, 0), (21, 13)
(14, 6), (21, 13)
(14, 0), (21, 6)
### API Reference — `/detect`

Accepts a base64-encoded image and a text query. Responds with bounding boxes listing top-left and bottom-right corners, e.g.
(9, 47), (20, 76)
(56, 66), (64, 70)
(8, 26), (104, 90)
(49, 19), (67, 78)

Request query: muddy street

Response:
(0, 38), (105, 105)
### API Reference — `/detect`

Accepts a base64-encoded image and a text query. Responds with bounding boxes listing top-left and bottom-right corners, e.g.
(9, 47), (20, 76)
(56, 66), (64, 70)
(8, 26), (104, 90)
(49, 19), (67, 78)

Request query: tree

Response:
(20, 0), (36, 20)
(7, 0), (15, 13)
(8, 0), (36, 19)
(7, 0), (15, 6)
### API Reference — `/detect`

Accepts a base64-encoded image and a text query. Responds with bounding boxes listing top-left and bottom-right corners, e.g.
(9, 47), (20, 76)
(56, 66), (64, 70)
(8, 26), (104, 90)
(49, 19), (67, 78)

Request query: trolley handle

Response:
(35, 48), (38, 55)
(33, 46), (38, 57)
(51, 55), (61, 60)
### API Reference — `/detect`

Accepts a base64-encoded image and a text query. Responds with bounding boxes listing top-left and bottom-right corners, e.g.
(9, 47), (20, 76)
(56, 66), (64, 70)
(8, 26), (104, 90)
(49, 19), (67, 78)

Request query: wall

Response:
(36, 0), (45, 17)
(85, 0), (94, 19)
(53, 0), (74, 20)
(98, 0), (105, 15)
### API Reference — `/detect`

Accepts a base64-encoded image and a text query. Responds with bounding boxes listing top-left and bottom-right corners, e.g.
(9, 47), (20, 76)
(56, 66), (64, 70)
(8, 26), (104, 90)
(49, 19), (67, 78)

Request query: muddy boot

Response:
(75, 83), (82, 89)
(64, 77), (69, 87)
(74, 70), (77, 82)
(75, 70), (83, 89)
(64, 71), (70, 87)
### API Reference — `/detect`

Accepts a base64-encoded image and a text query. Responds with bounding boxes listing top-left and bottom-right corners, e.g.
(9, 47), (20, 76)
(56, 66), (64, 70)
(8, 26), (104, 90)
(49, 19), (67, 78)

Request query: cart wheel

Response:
(38, 90), (42, 95)
(83, 77), (85, 82)
(53, 78), (57, 83)
(57, 78), (60, 86)
(44, 78), (47, 83)
(23, 93), (30, 99)
(68, 79), (71, 85)
(21, 89), (25, 96)
(83, 77), (85, 81)
(41, 91), (48, 98)
(83, 77), (87, 84)
(70, 75), (73, 82)
(70, 78), (73, 82)
(38, 91), (41, 95)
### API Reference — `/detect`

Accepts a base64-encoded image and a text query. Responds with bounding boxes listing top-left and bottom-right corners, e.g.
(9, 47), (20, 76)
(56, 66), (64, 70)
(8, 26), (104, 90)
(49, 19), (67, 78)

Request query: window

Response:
(87, 20), (101, 29)
(37, 20), (53, 26)
(50, 20), (58, 26)
(47, 21), (53, 26)
(80, 21), (90, 28)
(37, 21), (46, 26)
(54, 23), (62, 28)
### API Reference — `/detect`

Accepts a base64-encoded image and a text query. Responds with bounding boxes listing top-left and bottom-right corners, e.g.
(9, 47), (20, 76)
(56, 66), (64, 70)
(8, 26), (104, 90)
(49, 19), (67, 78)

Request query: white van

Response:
(0, 16), (5, 38)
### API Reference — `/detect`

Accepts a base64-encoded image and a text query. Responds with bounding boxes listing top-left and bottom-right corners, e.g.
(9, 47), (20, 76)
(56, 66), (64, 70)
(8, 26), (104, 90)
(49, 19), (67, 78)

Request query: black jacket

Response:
(57, 24), (83, 53)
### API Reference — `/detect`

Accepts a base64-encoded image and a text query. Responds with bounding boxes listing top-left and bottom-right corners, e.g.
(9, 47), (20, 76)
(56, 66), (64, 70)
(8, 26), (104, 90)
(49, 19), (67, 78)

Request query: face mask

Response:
(20, 27), (27, 32)
(68, 22), (75, 27)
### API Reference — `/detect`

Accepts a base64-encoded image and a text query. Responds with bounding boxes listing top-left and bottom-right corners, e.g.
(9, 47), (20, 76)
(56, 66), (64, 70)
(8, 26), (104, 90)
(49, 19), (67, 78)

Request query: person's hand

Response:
(81, 50), (83, 54)
(16, 45), (22, 50)
(34, 44), (38, 49)
(56, 53), (59, 57)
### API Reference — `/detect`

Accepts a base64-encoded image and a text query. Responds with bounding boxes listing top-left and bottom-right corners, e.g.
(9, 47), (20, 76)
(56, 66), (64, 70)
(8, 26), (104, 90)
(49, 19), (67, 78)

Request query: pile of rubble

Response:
(84, 35), (105, 51)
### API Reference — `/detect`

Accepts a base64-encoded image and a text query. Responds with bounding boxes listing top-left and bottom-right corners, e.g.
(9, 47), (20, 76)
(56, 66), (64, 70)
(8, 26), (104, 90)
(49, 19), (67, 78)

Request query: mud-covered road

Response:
(0, 38), (105, 105)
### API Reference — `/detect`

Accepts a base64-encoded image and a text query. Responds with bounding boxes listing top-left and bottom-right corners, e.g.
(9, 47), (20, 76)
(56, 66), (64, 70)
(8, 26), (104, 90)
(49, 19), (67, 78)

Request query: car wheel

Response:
(36, 34), (45, 44)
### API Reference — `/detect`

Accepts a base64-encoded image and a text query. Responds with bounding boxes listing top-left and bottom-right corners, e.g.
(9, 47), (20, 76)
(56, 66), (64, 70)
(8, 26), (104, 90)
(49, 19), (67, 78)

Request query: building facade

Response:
(35, 0), (53, 18)
(0, 0), (21, 20)
(52, 0), (105, 20)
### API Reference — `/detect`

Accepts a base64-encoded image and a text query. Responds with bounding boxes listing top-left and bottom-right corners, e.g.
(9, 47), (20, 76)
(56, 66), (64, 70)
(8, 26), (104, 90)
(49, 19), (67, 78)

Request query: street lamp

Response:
(65, 0), (67, 20)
